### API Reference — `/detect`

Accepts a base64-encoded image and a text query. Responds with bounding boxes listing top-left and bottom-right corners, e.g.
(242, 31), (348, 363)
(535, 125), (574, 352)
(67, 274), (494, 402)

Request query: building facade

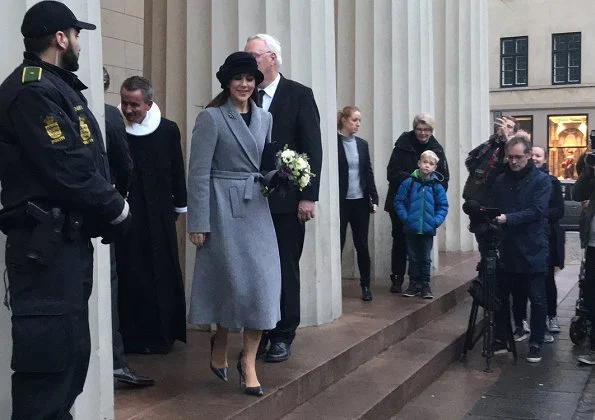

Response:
(489, 0), (595, 180)
(0, 1), (489, 418)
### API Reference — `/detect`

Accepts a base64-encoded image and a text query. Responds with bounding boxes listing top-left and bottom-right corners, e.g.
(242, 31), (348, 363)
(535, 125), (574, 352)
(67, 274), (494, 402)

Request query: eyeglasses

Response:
(414, 127), (432, 133)
(507, 154), (528, 161)
(250, 51), (273, 59)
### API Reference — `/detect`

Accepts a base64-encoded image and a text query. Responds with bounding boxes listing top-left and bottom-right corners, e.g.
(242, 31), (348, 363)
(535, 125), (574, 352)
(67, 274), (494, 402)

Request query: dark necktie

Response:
(258, 89), (266, 108)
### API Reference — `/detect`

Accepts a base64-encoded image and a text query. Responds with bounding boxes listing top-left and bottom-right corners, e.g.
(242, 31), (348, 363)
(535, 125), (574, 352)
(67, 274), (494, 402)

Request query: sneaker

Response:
(421, 285), (433, 299)
(522, 319), (531, 333)
(390, 274), (404, 294)
(526, 345), (542, 363)
(402, 284), (418, 297)
(543, 332), (555, 343)
(513, 326), (530, 342)
(492, 340), (508, 355)
(577, 350), (595, 365)
(361, 286), (373, 301)
(547, 316), (561, 333)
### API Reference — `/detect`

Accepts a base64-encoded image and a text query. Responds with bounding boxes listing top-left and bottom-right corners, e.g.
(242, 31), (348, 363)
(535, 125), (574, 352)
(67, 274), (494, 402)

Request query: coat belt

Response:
(210, 170), (263, 200)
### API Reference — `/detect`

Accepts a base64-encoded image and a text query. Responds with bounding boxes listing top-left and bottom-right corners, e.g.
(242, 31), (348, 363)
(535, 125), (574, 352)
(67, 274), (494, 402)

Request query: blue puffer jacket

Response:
(394, 170), (449, 235)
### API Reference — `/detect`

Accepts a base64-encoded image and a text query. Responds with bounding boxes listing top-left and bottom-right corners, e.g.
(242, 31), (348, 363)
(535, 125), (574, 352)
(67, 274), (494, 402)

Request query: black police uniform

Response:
(0, 52), (128, 419)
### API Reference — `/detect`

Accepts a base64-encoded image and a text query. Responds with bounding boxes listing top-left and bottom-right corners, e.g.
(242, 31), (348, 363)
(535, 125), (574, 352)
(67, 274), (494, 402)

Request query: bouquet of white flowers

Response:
(263, 145), (315, 196)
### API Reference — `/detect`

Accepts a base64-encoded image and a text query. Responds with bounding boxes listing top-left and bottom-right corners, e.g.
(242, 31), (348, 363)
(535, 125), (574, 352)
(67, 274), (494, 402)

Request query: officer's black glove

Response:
(100, 211), (132, 244)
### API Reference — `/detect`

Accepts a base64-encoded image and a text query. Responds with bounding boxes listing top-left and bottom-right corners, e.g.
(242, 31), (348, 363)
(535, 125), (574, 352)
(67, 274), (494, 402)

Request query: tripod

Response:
(460, 223), (517, 372)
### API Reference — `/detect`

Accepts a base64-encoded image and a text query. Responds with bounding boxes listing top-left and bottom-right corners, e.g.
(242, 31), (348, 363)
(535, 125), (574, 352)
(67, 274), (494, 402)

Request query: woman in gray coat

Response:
(187, 52), (281, 396)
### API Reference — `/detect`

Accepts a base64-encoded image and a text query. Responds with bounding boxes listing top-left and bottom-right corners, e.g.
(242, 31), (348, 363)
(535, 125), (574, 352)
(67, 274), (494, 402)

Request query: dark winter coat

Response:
(572, 157), (595, 249)
(384, 131), (449, 213)
(539, 165), (565, 268)
(394, 169), (448, 236)
(491, 162), (551, 273)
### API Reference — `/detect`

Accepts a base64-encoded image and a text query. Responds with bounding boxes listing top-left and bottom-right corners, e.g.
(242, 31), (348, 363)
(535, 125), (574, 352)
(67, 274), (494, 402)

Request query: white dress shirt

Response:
(258, 74), (281, 112)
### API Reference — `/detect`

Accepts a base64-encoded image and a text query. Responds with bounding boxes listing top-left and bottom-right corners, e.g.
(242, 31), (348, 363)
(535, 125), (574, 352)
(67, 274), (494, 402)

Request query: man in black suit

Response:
(245, 34), (323, 363)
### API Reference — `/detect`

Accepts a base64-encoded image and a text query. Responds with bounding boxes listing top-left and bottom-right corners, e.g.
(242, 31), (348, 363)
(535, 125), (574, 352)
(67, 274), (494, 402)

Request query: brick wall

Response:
(101, 0), (144, 106)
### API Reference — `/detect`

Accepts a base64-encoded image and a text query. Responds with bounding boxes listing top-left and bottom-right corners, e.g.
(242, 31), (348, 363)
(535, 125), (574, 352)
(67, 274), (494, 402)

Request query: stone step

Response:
(279, 299), (472, 420)
(227, 258), (476, 419)
(115, 252), (479, 420)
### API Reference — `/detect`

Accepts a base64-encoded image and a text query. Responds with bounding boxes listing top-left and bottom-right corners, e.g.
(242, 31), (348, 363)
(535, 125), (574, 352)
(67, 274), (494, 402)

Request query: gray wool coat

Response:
(187, 98), (281, 330)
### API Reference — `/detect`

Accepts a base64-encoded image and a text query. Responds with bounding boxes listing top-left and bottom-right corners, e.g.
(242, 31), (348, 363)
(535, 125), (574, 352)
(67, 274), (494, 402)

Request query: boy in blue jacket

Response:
(394, 150), (449, 298)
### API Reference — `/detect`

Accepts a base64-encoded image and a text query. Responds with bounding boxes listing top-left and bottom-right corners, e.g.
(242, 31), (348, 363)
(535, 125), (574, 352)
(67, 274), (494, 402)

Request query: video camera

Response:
(462, 200), (501, 235)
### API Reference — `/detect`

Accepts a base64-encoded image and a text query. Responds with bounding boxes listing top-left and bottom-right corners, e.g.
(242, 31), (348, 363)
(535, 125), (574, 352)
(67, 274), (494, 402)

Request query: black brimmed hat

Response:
(21, 1), (96, 38)
(216, 52), (264, 89)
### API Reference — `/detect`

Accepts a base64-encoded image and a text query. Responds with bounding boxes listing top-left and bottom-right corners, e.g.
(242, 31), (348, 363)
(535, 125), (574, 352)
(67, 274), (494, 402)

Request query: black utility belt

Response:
(0, 201), (83, 265)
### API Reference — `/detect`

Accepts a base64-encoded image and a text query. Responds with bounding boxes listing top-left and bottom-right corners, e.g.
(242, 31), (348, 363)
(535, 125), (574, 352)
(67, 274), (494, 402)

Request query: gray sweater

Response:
(340, 133), (364, 199)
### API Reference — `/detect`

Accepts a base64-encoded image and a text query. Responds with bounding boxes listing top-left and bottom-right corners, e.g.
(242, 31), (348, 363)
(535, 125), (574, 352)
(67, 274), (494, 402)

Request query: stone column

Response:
(0, 1), (113, 418)
(144, 0), (189, 299)
(182, 0), (341, 326)
(336, 0), (436, 281)
(0, 3), (26, 415)
(68, 1), (114, 418)
(433, 0), (490, 252)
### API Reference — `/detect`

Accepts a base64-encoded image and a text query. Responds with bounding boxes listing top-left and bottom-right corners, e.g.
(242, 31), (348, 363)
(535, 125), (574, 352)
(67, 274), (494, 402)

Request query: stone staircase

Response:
(115, 251), (480, 420)
(229, 253), (478, 420)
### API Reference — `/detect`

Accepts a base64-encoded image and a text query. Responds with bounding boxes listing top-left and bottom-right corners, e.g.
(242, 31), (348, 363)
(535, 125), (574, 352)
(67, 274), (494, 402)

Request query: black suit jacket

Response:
(105, 104), (133, 197)
(261, 75), (322, 214)
(338, 134), (378, 206)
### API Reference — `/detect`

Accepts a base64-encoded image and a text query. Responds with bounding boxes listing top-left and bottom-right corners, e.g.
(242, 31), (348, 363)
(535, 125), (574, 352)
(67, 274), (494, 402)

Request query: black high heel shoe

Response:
(210, 334), (228, 382)
(237, 352), (264, 396)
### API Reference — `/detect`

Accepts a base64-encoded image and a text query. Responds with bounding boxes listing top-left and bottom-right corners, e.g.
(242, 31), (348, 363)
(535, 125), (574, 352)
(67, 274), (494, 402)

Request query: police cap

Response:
(21, 1), (96, 39)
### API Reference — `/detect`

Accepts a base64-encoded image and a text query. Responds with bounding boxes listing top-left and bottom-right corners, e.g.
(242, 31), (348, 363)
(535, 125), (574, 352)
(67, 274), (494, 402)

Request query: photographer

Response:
(572, 152), (595, 365)
(463, 116), (518, 207)
(491, 135), (551, 363)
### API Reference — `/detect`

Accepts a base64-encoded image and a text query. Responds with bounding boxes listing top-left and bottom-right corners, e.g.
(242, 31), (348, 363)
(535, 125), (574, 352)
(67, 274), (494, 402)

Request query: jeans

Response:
(496, 272), (547, 346)
(405, 234), (434, 287)
(340, 198), (371, 287)
(514, 264), (558, 323)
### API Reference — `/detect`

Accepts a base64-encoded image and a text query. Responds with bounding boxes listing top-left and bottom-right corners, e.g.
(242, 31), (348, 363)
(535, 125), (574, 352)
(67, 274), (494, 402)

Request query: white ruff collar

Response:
(118, 102), (162, 136)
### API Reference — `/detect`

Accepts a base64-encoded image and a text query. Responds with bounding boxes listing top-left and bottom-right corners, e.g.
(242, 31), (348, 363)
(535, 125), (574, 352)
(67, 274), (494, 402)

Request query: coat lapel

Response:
(267, 75), (287, 117)
(220, 98), (260, 169)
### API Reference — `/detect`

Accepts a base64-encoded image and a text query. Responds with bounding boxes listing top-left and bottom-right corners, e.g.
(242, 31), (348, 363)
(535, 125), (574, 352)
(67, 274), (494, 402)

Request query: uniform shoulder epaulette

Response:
(21, 66), (43, 84)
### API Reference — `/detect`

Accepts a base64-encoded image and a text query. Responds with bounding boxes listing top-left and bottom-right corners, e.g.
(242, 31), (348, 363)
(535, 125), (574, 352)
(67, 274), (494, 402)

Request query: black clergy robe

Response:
(116, 117), (187, 354)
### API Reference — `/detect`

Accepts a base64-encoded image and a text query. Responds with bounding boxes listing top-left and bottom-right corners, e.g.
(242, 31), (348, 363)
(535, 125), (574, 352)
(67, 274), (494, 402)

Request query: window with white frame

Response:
(552, 32), (581, 85)
(500, 36), (528, 87)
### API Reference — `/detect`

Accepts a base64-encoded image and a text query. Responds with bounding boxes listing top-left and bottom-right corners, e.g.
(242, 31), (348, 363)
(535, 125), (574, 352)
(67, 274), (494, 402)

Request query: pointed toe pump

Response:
(237, 352), (264, 396)
(210, 335), (228, 382)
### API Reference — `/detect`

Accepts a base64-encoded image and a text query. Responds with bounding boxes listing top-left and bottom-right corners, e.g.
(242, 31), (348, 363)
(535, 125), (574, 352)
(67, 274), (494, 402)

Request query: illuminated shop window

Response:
(548, 114), (588, 180)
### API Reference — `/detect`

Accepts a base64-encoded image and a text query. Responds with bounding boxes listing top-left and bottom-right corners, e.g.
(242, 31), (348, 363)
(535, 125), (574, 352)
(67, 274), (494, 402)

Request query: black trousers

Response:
(6, 228), (93, 420)
(389, 211), (407, 276)
(267, 213), (305, 345)
(545, 266), (558, 318)
(340, 198), (371, 288)
(584, 247), (595, 350)
(110, 243), (127, 370)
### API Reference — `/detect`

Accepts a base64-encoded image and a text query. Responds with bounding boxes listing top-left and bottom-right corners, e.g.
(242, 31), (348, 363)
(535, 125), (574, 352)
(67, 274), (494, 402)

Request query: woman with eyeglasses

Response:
(384, 113), (450, 296)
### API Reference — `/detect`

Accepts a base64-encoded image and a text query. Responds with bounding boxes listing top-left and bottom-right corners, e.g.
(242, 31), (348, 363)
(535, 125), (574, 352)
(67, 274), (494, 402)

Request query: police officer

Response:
(0, 2), (131, 418)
